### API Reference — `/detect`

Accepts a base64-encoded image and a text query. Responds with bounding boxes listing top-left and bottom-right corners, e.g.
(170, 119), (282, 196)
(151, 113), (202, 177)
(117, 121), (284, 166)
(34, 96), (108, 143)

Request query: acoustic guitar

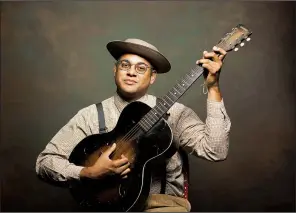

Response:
(68, 24), (252, 212)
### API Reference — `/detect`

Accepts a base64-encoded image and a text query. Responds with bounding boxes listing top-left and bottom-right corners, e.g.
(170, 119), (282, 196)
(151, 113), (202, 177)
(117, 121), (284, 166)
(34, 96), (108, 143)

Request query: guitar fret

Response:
(146, 112), (158, 124)
(142, 116), (153, 128)
(168, 91), (178, 100)
(171, 87), (182, 96)
(143, 111), (157, 127)
(151, 109), (161, 119)
(157, 99), (167, 112)
(161, 98), (170, 111)
(164, 95), (174, 105)
(176, 83), (185, 92)
(184, 75), (192, 85)
(179, 80), (187, 88)
(187, 71), (196, 81)
(189, 69), (196, 76)
(139, 117), (149, 128)
(151, 107), (162, 121)
(167, 93), (177, 104)
(183, 77), (191, 85)
(181, 77), (190, 85)
(139, 119), (149, 132)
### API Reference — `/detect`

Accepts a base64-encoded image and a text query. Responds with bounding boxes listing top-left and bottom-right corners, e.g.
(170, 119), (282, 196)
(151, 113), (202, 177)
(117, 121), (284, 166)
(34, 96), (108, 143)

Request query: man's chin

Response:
(118, 89), (138, 98)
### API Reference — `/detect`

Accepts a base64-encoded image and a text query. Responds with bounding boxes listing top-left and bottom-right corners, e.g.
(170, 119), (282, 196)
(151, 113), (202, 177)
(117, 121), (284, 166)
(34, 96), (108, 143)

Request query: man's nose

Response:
(126, 65), (137, 76)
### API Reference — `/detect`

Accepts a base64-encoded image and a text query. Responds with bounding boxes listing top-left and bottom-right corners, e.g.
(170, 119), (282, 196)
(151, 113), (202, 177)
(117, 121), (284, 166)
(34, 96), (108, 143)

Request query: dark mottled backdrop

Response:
(1, 1), (295, 212)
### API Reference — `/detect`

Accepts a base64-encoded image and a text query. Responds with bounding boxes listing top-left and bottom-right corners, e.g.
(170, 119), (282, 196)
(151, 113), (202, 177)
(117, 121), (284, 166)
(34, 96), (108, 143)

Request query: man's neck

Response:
(116, 90), (146, 103)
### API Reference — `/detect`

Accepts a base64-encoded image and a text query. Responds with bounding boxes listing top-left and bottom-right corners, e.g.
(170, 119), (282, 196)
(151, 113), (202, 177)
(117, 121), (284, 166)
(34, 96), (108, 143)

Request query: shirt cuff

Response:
(207, 98), (226, 118)
(68, 164), (85, 180)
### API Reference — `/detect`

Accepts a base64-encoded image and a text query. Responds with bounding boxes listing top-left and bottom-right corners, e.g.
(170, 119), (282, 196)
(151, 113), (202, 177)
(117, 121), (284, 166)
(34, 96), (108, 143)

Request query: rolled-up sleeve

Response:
(36, 109), (92, 184)
(176, 99), (231, 161)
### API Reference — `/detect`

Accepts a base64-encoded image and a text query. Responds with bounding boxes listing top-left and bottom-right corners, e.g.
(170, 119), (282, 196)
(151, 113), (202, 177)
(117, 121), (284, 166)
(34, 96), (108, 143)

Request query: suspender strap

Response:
(96, 102), (107, 134)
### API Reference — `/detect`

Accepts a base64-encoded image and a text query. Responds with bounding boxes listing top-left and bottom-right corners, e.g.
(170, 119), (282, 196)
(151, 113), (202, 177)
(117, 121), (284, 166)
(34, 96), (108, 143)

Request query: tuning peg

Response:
(240, 43), (245, 47)
(234, 47), (239, 51)
(246, 37), (251, 41)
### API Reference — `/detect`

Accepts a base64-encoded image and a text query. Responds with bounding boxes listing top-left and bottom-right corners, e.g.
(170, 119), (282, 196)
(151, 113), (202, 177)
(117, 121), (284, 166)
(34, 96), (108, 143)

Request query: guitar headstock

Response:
(217, 24), (252, 52)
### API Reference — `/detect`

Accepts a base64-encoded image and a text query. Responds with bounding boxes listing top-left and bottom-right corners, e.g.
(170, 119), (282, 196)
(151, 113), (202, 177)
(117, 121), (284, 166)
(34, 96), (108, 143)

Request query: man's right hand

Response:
(80, 143), (131, 179)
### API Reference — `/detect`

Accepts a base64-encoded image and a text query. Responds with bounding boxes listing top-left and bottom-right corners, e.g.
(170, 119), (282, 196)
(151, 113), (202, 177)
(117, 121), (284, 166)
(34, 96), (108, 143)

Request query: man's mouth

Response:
(124, 79), (137, 85)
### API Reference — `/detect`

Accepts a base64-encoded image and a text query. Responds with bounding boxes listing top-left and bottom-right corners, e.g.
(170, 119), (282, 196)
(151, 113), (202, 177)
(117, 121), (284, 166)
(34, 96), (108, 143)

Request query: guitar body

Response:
(69, 101), (174, 212)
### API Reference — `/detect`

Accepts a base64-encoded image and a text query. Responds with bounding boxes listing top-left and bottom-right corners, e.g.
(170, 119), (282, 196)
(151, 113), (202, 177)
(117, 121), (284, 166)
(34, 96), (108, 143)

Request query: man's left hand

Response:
(196, 46), (227, 88)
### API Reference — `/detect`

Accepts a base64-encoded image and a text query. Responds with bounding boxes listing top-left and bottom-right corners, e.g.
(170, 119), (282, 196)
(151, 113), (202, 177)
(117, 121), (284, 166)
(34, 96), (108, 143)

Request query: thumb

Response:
(105, 143), (116, 157)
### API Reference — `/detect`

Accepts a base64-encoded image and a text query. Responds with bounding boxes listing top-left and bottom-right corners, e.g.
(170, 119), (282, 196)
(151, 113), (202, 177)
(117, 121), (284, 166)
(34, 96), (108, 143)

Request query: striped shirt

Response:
(36, 93), (231, 197)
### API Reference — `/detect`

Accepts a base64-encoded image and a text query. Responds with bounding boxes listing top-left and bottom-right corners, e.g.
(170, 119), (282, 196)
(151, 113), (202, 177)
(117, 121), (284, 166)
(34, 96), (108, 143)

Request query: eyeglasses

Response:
(115, 59), (154, 74)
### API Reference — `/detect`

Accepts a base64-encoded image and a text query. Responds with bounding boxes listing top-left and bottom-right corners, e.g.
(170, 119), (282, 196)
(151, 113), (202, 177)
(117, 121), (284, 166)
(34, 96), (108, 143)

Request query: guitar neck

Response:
(138, 64), (204, 132)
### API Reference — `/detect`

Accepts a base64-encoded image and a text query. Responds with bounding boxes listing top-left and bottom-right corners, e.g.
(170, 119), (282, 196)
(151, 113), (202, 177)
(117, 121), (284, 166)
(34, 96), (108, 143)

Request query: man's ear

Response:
(113, 65), (117, 77)
(150, 71), (157, 85)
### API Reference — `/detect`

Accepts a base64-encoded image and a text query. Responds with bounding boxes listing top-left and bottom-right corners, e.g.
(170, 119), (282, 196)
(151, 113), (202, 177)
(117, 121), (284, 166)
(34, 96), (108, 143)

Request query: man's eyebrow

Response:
(120, 59), (148, 64)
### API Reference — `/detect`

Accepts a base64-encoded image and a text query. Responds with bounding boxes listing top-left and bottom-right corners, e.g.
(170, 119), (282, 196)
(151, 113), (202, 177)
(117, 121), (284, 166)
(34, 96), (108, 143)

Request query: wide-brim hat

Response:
(106, 38), (171, 73)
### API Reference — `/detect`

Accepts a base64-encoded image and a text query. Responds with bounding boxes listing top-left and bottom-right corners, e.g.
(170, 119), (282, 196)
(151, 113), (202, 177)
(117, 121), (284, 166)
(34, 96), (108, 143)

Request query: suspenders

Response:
(96, 102), (108, 134)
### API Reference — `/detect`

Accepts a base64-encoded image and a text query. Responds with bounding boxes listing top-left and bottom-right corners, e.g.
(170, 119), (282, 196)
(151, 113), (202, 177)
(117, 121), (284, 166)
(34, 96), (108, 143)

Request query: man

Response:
(36, 38), (231, 212)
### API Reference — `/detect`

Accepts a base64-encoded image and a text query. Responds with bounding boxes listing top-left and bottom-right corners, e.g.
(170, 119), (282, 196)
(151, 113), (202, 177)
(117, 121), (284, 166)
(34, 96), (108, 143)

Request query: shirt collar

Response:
(113, 92), (150, 113)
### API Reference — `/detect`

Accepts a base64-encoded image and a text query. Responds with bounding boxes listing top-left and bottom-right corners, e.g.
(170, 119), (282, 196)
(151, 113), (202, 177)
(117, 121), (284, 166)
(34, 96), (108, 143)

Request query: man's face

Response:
(113, 54), (157, 100)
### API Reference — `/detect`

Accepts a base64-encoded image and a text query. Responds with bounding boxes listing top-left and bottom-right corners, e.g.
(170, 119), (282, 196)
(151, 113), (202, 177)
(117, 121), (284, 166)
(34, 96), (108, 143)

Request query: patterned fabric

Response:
(36, 93), (231, 197)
